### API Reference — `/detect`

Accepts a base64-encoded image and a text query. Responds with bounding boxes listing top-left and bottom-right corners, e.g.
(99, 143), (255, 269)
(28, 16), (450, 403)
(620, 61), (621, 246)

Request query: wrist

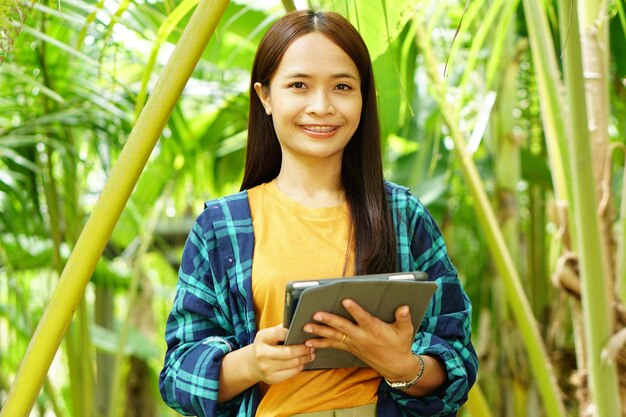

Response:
(243, 344), (264, 384)
(384, 352), (425, 389)
(218, 345), (259, 403)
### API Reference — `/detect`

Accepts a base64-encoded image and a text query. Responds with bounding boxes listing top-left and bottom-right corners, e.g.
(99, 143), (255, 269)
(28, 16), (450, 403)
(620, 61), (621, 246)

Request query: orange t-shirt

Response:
(248, 181), (380, 417)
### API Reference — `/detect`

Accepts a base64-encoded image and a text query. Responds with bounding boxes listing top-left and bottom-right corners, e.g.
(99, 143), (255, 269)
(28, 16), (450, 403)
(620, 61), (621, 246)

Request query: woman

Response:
(159, 10), (477, 417)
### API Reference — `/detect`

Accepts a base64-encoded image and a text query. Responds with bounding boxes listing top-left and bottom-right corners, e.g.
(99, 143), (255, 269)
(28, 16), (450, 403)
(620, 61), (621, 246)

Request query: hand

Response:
(301, 300), (418, 381)
(250, 324), (316, 385)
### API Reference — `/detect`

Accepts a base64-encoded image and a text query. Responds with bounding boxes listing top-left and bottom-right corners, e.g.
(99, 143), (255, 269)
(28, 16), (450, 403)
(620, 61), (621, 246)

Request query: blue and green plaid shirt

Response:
(159, 181), (478, 417)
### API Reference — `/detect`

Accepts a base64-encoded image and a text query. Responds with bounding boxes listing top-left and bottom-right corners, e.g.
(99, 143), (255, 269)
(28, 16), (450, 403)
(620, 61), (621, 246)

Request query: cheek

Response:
(348, 101), (363, 126)
(268, 99), (296, 119)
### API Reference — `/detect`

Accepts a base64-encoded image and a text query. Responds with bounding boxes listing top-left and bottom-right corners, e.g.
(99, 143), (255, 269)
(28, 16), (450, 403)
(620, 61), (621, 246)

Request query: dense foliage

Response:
(1, 0), (626, 416)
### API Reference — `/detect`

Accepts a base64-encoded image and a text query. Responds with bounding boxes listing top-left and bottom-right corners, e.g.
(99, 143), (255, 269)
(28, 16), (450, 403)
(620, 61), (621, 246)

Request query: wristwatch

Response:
(384, 353), (425, 389)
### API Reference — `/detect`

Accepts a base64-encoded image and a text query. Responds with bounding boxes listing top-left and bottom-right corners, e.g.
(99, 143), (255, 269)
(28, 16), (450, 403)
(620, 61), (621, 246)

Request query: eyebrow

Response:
(284, 72), (359, 81)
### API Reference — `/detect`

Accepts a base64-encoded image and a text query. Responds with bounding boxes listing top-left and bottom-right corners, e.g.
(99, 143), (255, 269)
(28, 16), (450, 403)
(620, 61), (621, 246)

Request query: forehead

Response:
(273, 32), (360, 80)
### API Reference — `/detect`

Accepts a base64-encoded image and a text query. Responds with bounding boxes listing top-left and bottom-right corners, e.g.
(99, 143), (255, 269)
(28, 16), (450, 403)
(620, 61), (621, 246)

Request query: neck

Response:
(274, 155), (344, 208)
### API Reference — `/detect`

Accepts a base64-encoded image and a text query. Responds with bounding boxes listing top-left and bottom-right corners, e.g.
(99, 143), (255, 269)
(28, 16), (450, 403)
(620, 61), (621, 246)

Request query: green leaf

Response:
(91, 324), (160, 361)
(611, 12), (626, 78)
(0, 234), (54, 269)
(330, 0), (416, 61)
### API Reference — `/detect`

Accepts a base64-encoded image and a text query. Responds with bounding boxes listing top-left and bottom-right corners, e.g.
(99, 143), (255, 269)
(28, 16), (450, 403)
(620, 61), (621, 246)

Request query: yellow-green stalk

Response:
(558, 0), (621, 415)
(414, 18), (566, 417)
(0, 1), (230, 416)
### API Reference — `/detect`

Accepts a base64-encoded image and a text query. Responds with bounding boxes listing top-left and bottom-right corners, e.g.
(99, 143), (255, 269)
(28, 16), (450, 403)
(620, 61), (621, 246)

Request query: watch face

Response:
(386, 380), (410, 389)
(385, 353), (424, 389)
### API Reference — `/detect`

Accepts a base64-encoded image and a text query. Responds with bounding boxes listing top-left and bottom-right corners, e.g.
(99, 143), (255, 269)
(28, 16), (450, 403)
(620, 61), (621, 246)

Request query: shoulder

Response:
(195, 190), (251, 227)
(384, 180), (424, 215)
(203, 190), (251, 216)
(203, 190), (250, 219)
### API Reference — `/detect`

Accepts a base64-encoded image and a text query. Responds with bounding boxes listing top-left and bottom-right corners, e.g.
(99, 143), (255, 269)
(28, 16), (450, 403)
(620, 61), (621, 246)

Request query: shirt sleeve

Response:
(158, 212), (244, 417)
(386, 194), (478, 416)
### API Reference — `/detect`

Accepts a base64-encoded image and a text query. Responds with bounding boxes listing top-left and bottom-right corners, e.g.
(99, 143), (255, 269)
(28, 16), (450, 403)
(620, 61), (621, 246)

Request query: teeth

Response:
(303, 125), (336, 133)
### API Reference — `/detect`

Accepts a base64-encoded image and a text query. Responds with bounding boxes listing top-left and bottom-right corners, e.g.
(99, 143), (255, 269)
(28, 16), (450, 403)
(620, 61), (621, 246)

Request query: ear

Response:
(254, 82), (272, 115)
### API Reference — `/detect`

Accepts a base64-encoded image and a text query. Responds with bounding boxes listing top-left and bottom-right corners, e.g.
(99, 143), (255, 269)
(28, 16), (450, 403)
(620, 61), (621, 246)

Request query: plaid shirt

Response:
(159, 181), (478, 417)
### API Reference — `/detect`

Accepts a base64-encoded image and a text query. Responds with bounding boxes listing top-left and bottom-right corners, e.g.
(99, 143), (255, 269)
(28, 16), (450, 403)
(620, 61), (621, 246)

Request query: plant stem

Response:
(618, 147), (626, 304)
(107, 180), (171, 417)
(520, 0), (573, 212)
(558, 0), (622, 415)
(281, 0), (296, 12)
(414, 19), (567, 417)
(0, 1), (232, 416)
(463, 384), (494, 417)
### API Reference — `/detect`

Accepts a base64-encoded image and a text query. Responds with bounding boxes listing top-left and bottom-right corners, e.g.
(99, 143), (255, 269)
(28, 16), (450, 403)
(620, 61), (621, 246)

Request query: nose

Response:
(306, 89), (335, 115)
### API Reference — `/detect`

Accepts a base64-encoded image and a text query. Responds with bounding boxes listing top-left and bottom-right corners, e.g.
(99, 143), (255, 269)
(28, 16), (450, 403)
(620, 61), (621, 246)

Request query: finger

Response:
(265, 353), (313, 385)
(271, 350), (316, 370)
(341, 299), (375, 327)
(303, 337), (336, 349)
(302, 324), (349, 350)
(394, 305), (414, 334)
(307, 323), (339, 339)
(311, 309), (356, 335)
(257, 349), (315, 382)
(258, 342), (314, 361)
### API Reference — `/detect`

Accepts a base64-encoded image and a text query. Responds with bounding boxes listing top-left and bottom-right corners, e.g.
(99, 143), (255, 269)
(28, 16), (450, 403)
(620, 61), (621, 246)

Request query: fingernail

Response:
(313, 313), (323, 321)
(304, 325), (313, 333)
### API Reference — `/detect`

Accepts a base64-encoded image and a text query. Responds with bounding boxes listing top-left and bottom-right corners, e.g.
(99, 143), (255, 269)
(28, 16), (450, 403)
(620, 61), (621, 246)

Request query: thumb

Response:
(257, 324), (289, 345)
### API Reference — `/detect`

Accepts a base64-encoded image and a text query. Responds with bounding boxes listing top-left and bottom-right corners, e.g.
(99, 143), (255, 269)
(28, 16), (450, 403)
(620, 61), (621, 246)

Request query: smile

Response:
(301, 125), (338, 133)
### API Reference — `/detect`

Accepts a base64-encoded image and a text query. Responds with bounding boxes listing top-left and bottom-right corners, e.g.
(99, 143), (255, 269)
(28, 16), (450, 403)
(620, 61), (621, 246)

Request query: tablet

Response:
(282, 271), (437, 369)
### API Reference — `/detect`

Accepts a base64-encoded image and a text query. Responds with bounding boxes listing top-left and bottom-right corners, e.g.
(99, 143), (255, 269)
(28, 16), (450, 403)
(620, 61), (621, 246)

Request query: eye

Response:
(335, 83), (353, 91)
(289, 81), (306, 89)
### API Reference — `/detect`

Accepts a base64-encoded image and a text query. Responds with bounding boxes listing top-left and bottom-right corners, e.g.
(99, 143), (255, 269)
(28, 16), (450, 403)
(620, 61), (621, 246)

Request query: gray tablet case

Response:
(283, 272), (437, 370)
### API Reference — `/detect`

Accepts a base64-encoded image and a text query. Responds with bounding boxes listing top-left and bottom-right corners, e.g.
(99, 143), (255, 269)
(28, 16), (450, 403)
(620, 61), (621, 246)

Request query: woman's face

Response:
(255, 32), (362, 167)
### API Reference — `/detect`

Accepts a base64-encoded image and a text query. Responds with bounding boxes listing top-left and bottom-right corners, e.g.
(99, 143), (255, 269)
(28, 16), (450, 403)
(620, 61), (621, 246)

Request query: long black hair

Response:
(240, 10), (397, 274)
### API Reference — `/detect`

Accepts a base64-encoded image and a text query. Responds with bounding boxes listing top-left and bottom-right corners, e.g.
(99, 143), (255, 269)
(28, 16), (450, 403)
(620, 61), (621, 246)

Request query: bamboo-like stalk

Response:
(529, 186), (548, 323)
(64, 325), (88, 417)
(95, 285), (114, 417)
(0, 1), (231, 416)
(78, 302), (95, 417)
(577, 0), (611, 184)
(492, 29), (535, 417)
(493, 32), (522, 273)
(457, 0), (507, 97)
(619, 233), (626, 305)
(42, 379), (66, 417)
(134, 0), (201, 120)
(414, 19), (567, 417)
(281, 0), (296, 12)
(557, 0), (621, 415)
(464, 385), (494, 417)
(520, 0), (573, 214)
(618, 145), (626, 304)
(521, 0), (589, 413)
(107, 191), (168, 417)
(617, 0), (626, 41)
(577, 0), (613, 280)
